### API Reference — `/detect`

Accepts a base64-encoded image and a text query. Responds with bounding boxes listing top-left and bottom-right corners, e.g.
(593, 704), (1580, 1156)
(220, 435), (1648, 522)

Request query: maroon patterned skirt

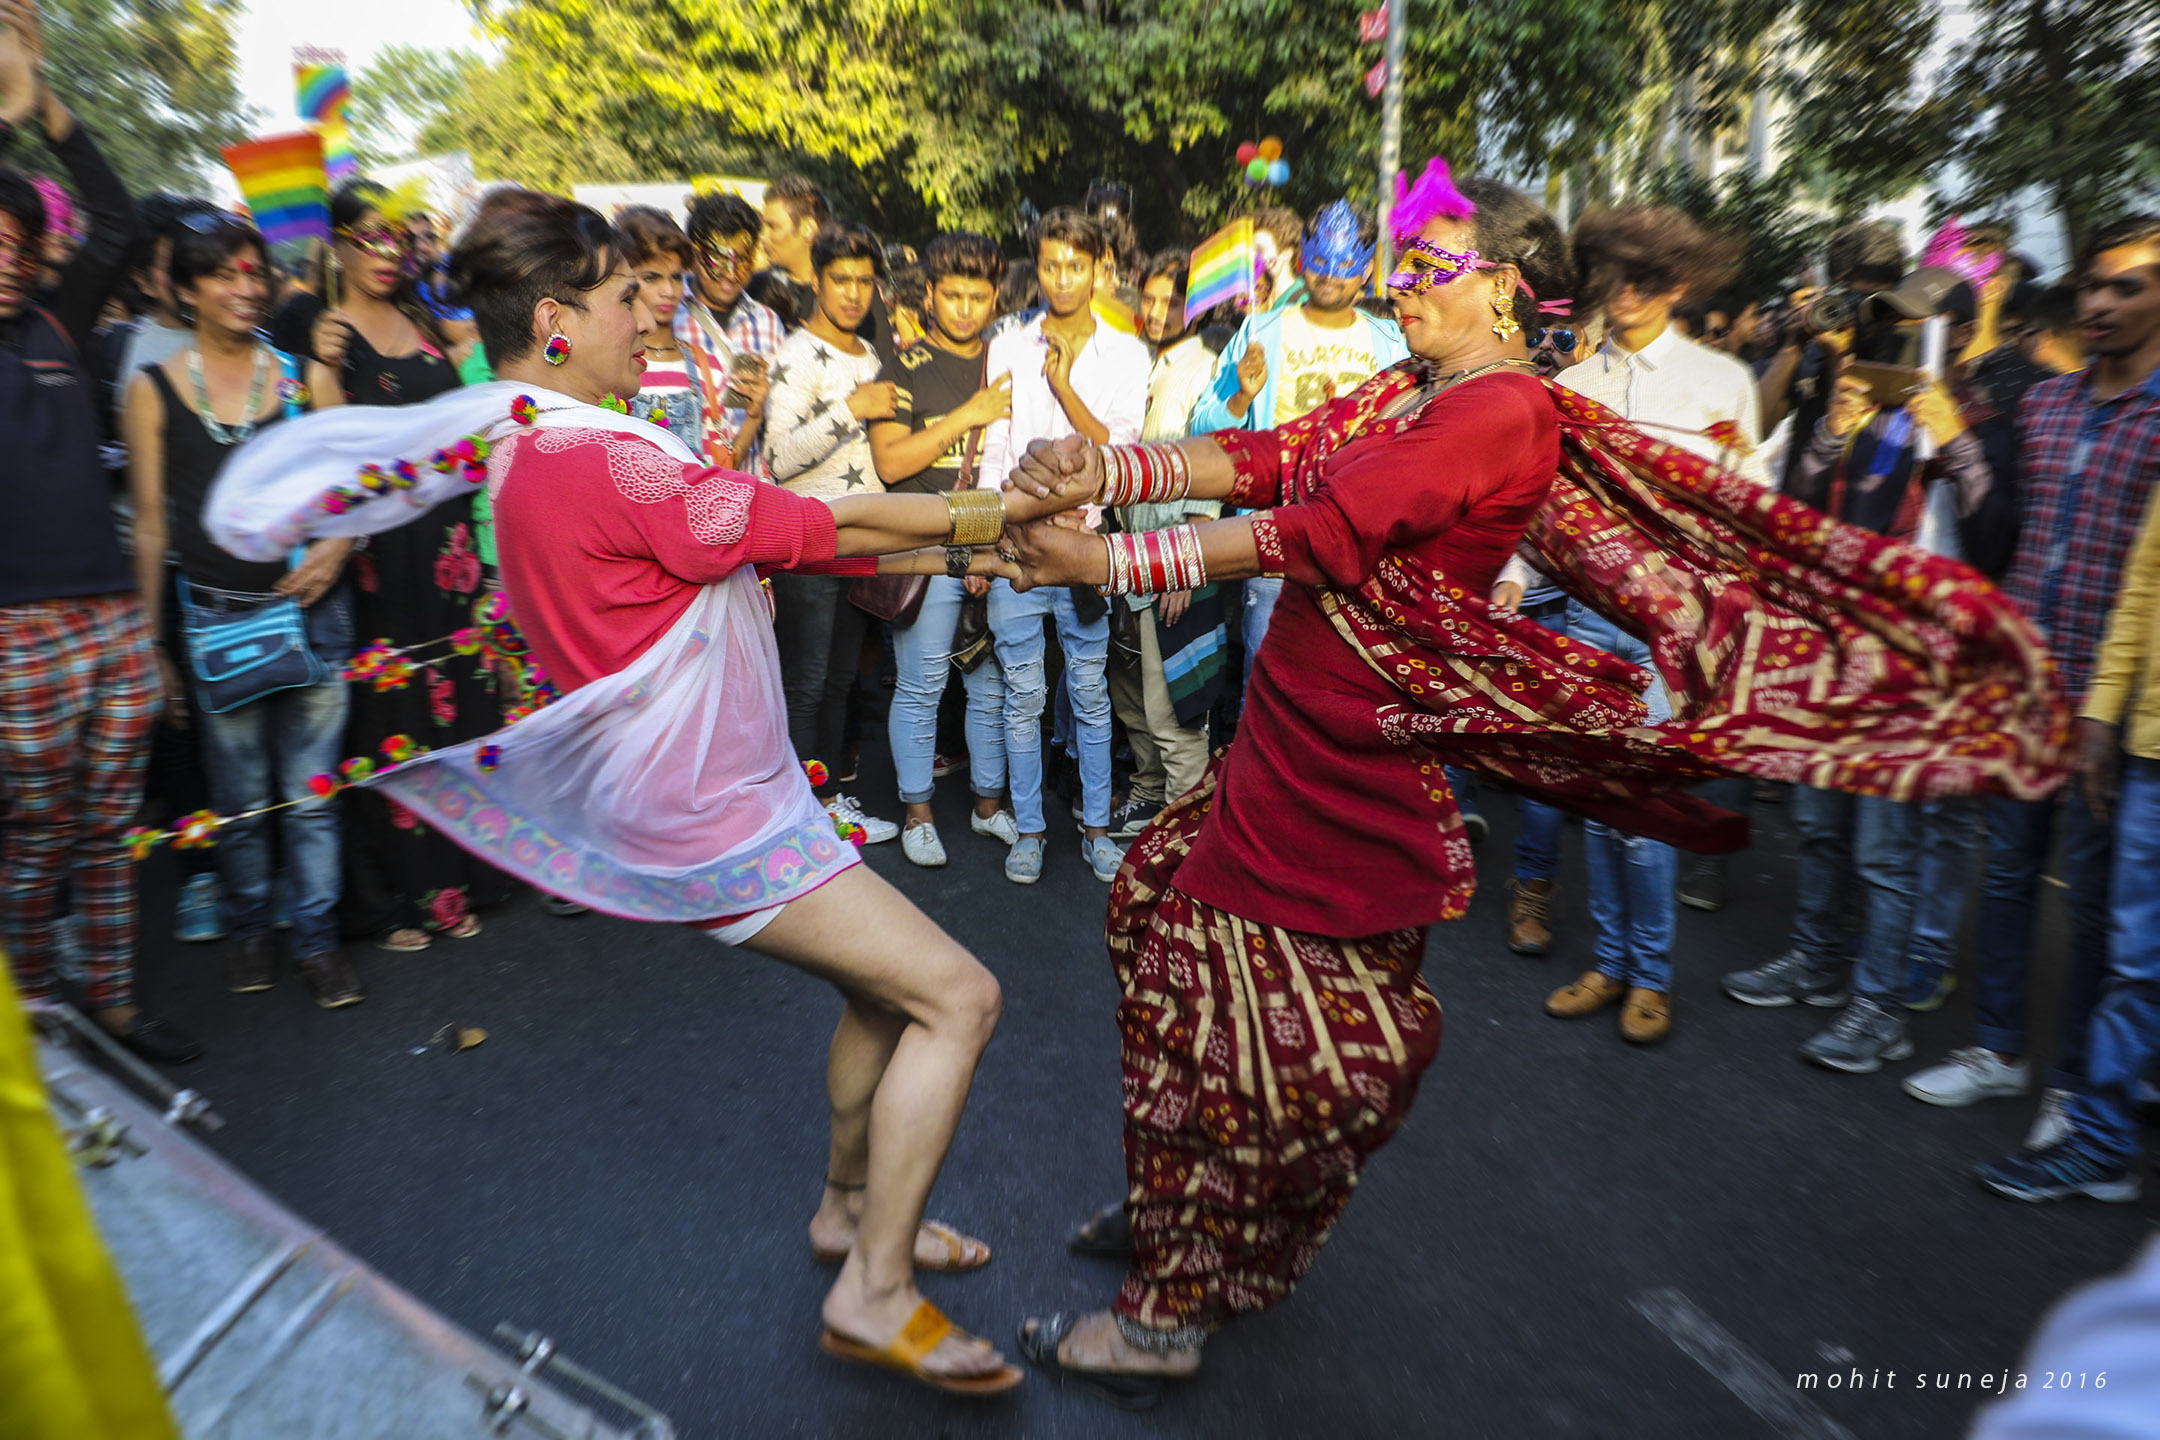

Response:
(1105, 762), (1443, 1343)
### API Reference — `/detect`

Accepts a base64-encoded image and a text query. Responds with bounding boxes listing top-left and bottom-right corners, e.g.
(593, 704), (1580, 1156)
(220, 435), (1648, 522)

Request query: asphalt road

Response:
(127, 742), (2154, 1440)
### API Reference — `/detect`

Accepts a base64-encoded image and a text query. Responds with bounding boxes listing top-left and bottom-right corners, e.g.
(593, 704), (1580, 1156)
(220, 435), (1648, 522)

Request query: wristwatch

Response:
(945, 546), (972, 579)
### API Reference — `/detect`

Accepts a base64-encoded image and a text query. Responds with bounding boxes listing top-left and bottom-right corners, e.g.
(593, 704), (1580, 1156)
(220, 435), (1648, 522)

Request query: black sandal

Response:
(1016, 1313), (1163, 1411)
(1066, 1202), (1134, 1260)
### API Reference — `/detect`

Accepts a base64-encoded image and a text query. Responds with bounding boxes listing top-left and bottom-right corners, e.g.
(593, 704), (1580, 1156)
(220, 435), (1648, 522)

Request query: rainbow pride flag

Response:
(319, 120), (358, 186)
(1184, 217), (1254, 329)
(295, 61), (350, 126)
(221, 131), (331, 248)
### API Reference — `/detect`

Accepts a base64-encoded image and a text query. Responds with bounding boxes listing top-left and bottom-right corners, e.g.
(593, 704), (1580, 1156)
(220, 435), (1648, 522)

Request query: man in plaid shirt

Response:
(677, 191), (786, 474)
(1902, 216), (2160, 1173)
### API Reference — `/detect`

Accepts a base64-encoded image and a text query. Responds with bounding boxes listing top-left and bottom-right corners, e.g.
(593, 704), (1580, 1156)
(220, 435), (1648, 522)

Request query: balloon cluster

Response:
(1234, 136), (1291, 188)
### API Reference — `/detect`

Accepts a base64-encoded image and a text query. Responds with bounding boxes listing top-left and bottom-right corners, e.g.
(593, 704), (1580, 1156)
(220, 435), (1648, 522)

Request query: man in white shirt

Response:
(978, 209), (1149, 885)
(1518, 205), (1768, 1047)
(1104, 250), (1226, 840)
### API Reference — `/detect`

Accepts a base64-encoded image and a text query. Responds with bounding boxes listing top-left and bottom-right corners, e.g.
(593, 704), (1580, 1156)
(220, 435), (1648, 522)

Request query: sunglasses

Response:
(337, 225), (411, 261)
(177, 209), (253, 236)
(1532, 327), (1578, 354)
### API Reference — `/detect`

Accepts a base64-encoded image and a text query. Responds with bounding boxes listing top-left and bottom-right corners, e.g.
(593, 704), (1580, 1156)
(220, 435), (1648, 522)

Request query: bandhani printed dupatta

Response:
(1224, 365), (2070, 858)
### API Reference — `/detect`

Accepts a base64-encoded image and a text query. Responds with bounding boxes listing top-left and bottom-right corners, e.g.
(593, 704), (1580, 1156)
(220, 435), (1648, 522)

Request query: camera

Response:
(1800, 287), (1860, 336)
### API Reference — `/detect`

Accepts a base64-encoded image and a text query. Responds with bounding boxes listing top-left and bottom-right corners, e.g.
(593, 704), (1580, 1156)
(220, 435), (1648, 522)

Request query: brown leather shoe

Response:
(1620, 987), (1671, 1044)
(1546, 970), (1627, 1017)
(1507, 877), (1556, 956)
(297, 951), (365, 1009)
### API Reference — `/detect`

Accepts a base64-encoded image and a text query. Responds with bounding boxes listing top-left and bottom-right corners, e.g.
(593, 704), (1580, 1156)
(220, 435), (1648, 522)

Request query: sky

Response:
(232, 0), (484, 136)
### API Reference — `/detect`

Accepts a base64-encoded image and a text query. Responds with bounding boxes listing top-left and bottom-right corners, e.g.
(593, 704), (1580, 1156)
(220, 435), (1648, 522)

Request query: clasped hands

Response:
(983, 436), (1112, 591)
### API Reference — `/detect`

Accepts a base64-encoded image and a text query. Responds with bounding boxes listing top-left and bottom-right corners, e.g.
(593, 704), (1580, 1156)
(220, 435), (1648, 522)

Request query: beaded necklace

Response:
(188, 344), (271, 447)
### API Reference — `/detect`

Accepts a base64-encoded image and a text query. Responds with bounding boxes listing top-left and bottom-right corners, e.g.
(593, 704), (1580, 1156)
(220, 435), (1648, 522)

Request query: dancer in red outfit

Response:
(210, 191), (1092, 1397)
(999, 164), (2067, 1406)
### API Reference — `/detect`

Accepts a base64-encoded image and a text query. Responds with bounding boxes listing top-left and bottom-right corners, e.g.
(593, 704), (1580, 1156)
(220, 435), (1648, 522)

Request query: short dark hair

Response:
(447, 188), (625, 366)
(743, 268), (798, 326)
(2083, 214), (2160, 268)
(810, 222), (885, 278)
(923, 231), (1007, 288)
(997, 259), (1039, 317)
(615, 204), (693, 269)
(169, 214), (270, 303)
(1827, 220), (1906, 289)
(1139, 248), (1188, 293)
(1570, 205), (1737, 308)
(1460, 177), (1579, 337)
(2016, 280), (2081, 337)
(686, 192), (761, 249)
(0, 166), (48, 249)
(765, 174), (829, 230)
(1031, 207), (1104, 263)
(889, 262), (928, 314)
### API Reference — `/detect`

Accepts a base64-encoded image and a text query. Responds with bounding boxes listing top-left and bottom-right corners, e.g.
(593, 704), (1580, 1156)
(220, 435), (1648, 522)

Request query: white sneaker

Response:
(901, 821), (947, 868)
(826, 793), (898, 844)
(970, 808), (1020, 847)
(2024, 1087), (2075, 1151)
(1902, 1048), (2031, 1107)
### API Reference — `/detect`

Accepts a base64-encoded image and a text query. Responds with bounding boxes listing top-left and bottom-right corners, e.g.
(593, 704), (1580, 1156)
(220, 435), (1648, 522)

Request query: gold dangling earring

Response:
(1490, 285), (1522, 341)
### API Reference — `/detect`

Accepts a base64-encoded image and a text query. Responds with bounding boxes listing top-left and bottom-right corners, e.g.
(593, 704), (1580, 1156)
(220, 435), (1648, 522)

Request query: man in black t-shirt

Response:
(867, 233), (1015, 868)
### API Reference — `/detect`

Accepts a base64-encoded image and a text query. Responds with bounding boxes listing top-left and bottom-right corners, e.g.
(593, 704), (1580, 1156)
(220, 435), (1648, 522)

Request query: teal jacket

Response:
(1188, 305), (1408, 435)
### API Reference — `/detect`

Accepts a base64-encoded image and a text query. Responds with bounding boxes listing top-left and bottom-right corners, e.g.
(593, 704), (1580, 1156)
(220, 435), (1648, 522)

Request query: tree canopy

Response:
(35, 0), (248, 194)
(351, 0), (2154, 259)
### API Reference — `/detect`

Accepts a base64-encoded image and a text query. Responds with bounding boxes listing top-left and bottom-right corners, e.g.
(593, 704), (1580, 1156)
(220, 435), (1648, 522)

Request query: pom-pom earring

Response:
(543, 332), (571, 365)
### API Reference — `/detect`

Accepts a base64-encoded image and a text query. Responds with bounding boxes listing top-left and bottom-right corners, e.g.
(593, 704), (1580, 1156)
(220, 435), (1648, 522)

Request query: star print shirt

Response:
(763, 327), (886, 499)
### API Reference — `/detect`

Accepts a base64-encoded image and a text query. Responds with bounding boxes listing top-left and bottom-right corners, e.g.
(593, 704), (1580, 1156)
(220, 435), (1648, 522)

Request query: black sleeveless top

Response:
(147, 359), (290, 594)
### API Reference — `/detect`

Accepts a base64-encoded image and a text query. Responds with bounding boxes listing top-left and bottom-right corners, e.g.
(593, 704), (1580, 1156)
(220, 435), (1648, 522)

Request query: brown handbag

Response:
(848, 363), (986, 626)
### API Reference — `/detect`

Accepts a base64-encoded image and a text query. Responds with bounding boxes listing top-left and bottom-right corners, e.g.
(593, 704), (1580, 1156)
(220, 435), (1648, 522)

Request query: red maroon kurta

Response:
(1175, 371), (1557, 936)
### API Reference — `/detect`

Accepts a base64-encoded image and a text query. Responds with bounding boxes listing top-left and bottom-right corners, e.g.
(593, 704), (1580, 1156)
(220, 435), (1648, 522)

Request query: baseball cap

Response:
(1861, 265), (1978, 325)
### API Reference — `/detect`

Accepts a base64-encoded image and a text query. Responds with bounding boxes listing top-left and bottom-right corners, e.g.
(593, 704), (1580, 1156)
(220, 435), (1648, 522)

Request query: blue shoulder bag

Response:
(178, 352), (330, 714)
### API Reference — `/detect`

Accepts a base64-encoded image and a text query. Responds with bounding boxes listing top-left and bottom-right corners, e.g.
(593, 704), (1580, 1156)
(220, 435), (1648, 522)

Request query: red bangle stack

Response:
(1100, 442), (1194, 507)
(1102, 524), (1207, 596)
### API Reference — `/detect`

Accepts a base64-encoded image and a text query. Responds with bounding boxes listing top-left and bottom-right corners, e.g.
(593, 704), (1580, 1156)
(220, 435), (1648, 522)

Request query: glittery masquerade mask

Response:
(1385, 239), (1492, 296)
(1301, 200), (1376, 279)
(696, 240), (755, 276)
(337, 225), (410, 262)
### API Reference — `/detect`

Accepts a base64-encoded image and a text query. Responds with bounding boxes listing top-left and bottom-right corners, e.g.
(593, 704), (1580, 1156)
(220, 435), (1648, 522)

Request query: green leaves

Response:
(35, 0), (248, 192)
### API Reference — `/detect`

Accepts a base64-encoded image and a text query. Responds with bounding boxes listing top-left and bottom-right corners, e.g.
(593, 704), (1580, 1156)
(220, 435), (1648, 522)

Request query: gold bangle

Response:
(944, 489), (1005, 548)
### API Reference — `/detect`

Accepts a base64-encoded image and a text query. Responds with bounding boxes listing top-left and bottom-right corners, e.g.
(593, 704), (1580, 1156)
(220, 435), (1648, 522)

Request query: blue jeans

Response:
(889, 577), (1005, 805)
(2064, 757), (2160, 1165)
(1511, 600), (1571, 883)
(1241, 577), (1283, 686)
(1788, 789), (1977, 1003)
(190, 669), (350, 960)
(988, 580), (1111, 833)
(1568, 602), (1676, 988)
(1973, 791), (2114, 1085)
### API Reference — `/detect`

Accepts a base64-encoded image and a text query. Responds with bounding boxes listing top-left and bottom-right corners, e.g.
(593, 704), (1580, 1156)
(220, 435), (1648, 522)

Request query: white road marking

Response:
(1632, 1288), (1859, 1440)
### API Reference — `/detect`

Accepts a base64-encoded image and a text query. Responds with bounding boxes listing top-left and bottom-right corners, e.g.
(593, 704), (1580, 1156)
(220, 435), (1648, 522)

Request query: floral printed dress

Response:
(336, 334), (516, 940)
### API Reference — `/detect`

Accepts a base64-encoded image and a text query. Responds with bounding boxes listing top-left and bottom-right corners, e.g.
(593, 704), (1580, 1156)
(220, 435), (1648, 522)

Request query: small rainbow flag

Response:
(1184, 217), (1254, 329)
(295, 61), (350, 127)
(319, 120), (358, 187)
(220, 131), (331, 248)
